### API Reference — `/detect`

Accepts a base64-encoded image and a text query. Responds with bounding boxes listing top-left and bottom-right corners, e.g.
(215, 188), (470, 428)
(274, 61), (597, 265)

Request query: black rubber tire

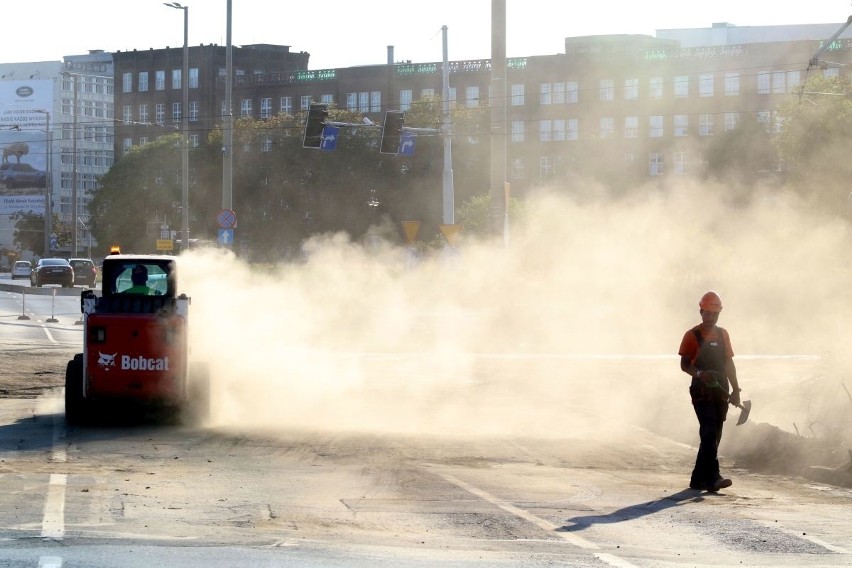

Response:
(64, 354), (86, 425)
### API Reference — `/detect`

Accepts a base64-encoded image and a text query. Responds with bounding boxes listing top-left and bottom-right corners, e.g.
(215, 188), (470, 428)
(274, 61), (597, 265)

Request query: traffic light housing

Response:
(303, 103), (329, 149)
(380, 111), (405, 154)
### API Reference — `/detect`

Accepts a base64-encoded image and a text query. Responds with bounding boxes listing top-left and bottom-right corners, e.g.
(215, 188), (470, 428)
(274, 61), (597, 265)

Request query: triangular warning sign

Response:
(439, 224), (462, 247)
(401, 221), (421, 244)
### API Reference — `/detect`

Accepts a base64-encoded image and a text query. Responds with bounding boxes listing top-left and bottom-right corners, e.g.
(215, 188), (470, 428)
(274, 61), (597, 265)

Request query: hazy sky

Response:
(2, 0), (850, 69)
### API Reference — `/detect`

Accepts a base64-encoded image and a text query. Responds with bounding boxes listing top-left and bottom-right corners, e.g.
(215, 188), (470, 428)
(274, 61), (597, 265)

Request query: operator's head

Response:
(131, 264), (148, 286)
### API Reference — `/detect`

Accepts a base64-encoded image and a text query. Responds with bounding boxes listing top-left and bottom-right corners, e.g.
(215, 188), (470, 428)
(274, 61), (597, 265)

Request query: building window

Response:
(346, 92), (357, 111)
(139, 137), (149, 146)
(553, 82), (566, 104)
(155, 103), (165, 124)
(260, 98), (272, 119)
(320, 94), (334, 105)
(540, 83), (551, 105)
(220, 100), (228, 117)
(138, 104), (149, 123)
(539, 156), (553, 178)
(189, 68), (199, 89)
(566, 81), (579, 103)
(724, 112), (739, 131)
(122, 72), (132, 93)
(772, 111), (784, 133)
(599, 79), (614, 101)
(300, 95), (312, 111)
(466, 86), (479, 108)
(172, 69), (181, 90)
(510, 158), (525, 179)
(699, 73), (714, 97)
(567, 118), (578, 140)
(123, 138), (133, 154)
(122, 105), (132, 124)
(358, 92), (369, 112)
(649, 115), (663, 137)
(138, 72), (148, 92)
(241, 99), (252, 117)
(261, 137), (272, 153)
(539, 120), (552, 142)
(624, 116), (639, 138)
(599, 117), (614, 138)
(674, 75), (689, 98)
(155, 70), (165, 90)
(725, 72), (740, 96)
(280, 96), (293, 114)
(552, 119), (566, 141)
(699, 114), (714, 136)
(624, 78), (639, 101)
(511, 120), (524, 142)
(189, 134), (200, 148)
(757, 72), (770, 94)
(400, 89), (412, 111)
(674, 114), (688, 137)
(674, 151), (688, 175)
(511, 83), (524, 106)
(189, 101), (198, 122)
(370, 91), (381, 112)
(757, 110), (771, 131)
(772, 71), (786, 94)
(172, 102), (182, 122)
(823, 67), (839, 79)
(421, 88), (435, 98)
(649, 77), (663, 99)
(786, 70), (801, 90)
(649, 152), (664, 176)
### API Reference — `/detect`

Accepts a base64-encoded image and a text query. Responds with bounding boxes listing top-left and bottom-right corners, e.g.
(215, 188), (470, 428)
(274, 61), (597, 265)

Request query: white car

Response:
(11, 260), (32, 280)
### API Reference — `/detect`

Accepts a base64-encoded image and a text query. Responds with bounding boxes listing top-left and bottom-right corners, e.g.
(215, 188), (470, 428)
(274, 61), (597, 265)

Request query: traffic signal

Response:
(303, 103), (329, 149)
(380, 111), (405, 154)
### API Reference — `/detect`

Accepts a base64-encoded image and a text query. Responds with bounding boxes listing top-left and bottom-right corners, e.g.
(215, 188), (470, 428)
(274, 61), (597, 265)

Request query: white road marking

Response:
(428, 466), (641, 567)
(41, 474), (67, 539)
(38, 557), (63, 567)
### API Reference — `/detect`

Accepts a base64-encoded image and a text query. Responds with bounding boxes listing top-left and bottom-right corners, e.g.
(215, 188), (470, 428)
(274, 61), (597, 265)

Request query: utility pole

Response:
(222, 0), (234, 211)
(164, 2), (190, 253)
(441, 26), (454, 225)
(490, 0), (507, 241)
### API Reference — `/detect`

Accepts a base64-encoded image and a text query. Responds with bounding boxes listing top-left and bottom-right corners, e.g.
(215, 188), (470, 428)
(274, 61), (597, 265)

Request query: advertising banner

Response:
(0, 80), (52, 196)
(0, 195), (45, 215)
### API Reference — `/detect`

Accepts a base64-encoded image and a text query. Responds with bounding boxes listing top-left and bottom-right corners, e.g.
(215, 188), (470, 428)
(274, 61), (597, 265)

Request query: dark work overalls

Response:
(689, 328), (730, 489)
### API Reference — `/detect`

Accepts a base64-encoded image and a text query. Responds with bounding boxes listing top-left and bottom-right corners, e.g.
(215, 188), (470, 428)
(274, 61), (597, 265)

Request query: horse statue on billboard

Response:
(2, 142), (29, 164)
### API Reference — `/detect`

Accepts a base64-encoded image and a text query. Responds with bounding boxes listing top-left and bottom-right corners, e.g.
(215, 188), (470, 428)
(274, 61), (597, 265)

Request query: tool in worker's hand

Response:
(732, 399), (751, 425)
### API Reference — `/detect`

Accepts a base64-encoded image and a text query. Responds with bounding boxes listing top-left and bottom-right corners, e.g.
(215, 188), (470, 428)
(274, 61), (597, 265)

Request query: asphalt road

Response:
(1, 280), (851, 567)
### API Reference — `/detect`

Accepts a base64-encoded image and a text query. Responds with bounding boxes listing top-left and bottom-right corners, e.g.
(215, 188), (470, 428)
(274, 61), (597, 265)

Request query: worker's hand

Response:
(729, 389), (741, 407)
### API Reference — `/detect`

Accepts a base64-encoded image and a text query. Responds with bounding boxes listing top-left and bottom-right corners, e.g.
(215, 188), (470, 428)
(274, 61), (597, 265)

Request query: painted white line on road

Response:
(431, 467), (641, 567)
(38, 556), (63, 567)
(41, 474), (67, 539)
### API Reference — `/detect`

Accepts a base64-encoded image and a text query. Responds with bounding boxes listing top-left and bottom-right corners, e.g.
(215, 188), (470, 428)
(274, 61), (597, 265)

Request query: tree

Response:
(775, 73), (852, 211)
(12, 212), (71, 257)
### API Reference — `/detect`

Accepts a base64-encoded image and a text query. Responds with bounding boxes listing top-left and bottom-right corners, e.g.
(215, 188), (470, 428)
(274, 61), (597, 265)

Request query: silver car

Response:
(11, 260), (32, 280)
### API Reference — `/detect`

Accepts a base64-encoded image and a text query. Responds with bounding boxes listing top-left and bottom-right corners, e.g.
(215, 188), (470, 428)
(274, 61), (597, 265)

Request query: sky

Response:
(1, 0), (850, 69)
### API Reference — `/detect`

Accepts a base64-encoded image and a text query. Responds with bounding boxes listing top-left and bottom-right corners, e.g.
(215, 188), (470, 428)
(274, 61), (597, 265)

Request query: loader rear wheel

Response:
(64, 354), (86, 425)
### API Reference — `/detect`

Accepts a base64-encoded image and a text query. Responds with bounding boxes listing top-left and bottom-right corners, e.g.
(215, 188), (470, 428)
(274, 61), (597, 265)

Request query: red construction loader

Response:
(64, 251), (209, 425)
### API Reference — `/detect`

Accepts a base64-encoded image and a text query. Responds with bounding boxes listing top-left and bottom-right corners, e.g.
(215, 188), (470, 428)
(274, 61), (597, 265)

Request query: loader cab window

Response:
(104, 260), (176, 297)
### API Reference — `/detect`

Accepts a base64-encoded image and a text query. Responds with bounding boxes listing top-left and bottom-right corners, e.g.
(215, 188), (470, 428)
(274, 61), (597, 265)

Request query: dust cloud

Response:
(178, 180), (852, 446)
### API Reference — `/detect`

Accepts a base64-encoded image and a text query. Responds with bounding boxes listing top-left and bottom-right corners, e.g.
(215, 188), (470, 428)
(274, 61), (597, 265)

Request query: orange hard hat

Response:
(699, 291), (723, 312)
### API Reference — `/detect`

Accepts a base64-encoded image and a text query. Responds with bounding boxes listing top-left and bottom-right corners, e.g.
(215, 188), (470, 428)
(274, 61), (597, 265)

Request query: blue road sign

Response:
(321, 126), (339, 151)
(218, 228), (234, 246)
(399, 132), (416, 156)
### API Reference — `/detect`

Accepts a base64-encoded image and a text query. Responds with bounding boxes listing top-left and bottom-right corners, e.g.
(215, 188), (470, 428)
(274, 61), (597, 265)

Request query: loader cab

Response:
(101, 256), (178, 298)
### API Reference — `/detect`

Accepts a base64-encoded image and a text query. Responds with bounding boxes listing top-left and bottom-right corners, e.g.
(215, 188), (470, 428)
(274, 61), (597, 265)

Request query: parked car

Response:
(68, 258), (98, 287)
(11, 260), (32, 280)
(30, 258), (74, 287)
(0, 163), (47, 188)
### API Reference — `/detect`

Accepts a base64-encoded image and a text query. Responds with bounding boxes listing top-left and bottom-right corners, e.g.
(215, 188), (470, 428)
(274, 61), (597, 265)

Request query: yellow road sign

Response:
(156, 239), (174, 251)
(401, 221), (421, 244)
(439, 224), (462, 247)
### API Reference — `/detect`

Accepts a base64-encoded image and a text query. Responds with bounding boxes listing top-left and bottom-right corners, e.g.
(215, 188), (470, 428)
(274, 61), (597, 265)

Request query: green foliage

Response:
(93, 101), (492, 261)
(12, 212), (72, 257)
(775, 73), (852, 210)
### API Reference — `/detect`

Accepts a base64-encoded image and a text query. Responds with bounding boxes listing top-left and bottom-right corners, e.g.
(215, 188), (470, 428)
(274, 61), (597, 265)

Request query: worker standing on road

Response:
(678, 291), (742, 492)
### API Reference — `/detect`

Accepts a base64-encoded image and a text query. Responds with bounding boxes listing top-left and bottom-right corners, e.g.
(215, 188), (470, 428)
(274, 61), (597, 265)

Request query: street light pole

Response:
(37, 110), (52, 255)
(165, 2), (190, 253)
(71, 75), (78, 256)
